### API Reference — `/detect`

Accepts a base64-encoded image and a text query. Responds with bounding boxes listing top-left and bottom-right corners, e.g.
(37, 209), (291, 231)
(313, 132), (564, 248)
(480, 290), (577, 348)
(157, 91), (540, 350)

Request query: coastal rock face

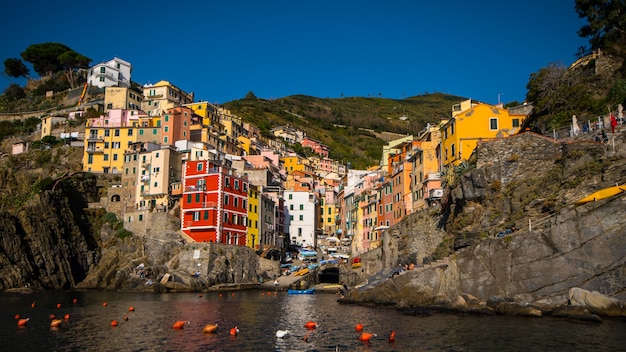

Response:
(347, 132), (626, 317)
(0, 175), (101, 290)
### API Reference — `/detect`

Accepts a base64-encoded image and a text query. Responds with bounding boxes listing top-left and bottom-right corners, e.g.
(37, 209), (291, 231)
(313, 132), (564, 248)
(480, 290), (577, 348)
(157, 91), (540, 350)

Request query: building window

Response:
(193, 212), (200, 221)
(451, 144), (455, 159)
(299, 204), (304, 210)
(299, 215), (304, 221)
(104, 130), (110, 137)
(512, 118), (520, 127)
(290, 215), (294, 221)
(195, 194), (200, 202)
(490, 118), (498, 130)
(290, 204), (294, 210)
(288, 194), (293, 200)
(100, 67), (105, 73)
(224, 195), (229, 205)
(450, 122), (455, 135)
(187, 194), (192, 203)
(103, 154), (109, 161)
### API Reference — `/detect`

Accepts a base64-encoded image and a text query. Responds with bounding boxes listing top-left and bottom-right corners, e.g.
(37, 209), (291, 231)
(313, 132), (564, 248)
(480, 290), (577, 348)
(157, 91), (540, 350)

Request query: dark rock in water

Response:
(549, 306), (603, 323)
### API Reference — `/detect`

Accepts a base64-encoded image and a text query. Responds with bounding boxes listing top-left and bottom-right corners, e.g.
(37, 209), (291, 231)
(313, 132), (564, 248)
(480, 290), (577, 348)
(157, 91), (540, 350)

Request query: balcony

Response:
(86, 147), (104, 154)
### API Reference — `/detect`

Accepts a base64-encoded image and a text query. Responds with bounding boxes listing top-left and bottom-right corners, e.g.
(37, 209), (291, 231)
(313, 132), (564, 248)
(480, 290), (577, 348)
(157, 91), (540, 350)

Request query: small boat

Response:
(576, 185), (626, 205)
(288, 288), (315, 294)
(295, 268), (309, 276)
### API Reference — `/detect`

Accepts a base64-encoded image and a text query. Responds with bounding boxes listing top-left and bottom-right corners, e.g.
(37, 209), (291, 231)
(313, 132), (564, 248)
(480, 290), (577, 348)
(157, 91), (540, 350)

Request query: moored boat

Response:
(288, 288), (315, 294)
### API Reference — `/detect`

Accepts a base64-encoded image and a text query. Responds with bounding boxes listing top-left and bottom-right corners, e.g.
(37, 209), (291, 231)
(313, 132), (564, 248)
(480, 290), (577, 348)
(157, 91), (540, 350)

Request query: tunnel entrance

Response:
(318, 267), (340, 284)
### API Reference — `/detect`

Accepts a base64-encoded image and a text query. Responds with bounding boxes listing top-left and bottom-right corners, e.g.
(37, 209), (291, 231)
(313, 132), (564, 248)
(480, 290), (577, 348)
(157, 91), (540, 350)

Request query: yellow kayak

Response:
(295, 268), (309, 276)
(576, 185), (626, 205)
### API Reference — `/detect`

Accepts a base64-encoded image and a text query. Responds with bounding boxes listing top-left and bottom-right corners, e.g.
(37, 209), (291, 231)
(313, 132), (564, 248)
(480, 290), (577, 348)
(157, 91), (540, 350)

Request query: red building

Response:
(181, 159), (248, 245)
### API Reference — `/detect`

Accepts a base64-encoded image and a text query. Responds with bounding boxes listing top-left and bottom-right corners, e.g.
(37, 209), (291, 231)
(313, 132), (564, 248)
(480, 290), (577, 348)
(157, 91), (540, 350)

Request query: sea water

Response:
(1, 290), (623, 351)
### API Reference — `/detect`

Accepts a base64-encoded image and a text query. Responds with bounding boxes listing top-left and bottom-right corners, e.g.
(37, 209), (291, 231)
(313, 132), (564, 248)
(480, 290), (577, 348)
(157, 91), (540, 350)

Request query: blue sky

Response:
(1, 1), (588, 106)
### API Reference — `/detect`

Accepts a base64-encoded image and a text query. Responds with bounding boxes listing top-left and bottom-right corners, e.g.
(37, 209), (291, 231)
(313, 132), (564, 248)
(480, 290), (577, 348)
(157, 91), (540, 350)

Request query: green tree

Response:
(3, 58), (29, 78)
(3, 83), (26, 102)
(20, 42), (72, 77)
(58, 51), (91, 89)
(575, 0), (626, 56)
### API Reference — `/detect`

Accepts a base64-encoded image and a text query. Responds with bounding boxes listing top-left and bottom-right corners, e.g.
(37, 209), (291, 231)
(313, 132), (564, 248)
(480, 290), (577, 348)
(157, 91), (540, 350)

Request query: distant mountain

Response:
(224, 93), (466, 169)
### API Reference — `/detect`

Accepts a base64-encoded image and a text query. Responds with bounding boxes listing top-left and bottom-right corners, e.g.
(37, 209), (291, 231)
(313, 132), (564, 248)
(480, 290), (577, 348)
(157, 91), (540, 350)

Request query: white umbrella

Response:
(326, 237), (341, 243)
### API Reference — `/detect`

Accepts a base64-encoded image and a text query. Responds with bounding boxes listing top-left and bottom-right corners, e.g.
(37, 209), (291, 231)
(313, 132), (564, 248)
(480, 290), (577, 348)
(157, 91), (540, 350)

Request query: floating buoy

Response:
(72, 298), (78, 304)
(123, 314), (129, 321)
(202, 323), (218, 333)
(111, 320), (118, 327)
(50, 319), (62, 328)
(64, 314), (70, 320)
(128, 306), (135, 312)
(14, 314), (20, 320)
(31, 301), (36, 308)
(17, 318), (29, 327)
(275, 329), (289, 338)
(359, 332), (377, 342)
(172, 321), (189, 329)
(389, 331), (396, 342)
(231, 292), (235, 297)
(355, 323), (363, 332)
(102, 302), (108, 307)
(56, 303), (61, 309)
(229, 326), (239, 335)
(304, 321), (318, 329)
(219, 294), (223, 298)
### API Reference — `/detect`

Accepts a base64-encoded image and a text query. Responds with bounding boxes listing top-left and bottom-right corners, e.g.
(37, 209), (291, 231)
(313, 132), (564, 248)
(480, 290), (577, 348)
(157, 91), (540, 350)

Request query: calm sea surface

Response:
(0, 290), (623, 351)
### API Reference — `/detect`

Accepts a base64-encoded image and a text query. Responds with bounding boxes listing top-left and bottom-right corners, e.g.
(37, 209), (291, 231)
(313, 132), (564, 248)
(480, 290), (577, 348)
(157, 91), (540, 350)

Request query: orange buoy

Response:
(17, 318), (29, 327)
(128, 306), (135, 312)
(123, 314), (129, 321)
(304, 321), (318, 329)
(202, 323), (218, 333)
(229, 326), (239, 335)
(72, 298), (78, 304)
(49, 314), (56, 320)
(172, 321), (189, 329)
(14, 314), (20, 320)
(111, 320), (118, 327)
(31, 301), (36, 308)
(359, 332), (377, 342)
(219, 294), (223, 298)
(389, 330), (396, 342)
(231, 292), (235, 297)
(102, 302), (108, 307)
(355, 323), (363, 332)
(56, 303), (61, 309)
(64, 314), (70, 320)
(50, 319), (62, 328)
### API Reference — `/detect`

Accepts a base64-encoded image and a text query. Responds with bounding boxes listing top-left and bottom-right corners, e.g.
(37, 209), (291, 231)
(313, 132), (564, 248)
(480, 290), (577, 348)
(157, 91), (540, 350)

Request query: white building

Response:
(284, 190), (318, 248)
(87, 57), (132, 88)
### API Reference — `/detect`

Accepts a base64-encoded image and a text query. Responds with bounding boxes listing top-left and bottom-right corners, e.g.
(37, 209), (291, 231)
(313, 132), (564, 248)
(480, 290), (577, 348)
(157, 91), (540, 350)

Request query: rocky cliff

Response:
(346, 131), (626, 318)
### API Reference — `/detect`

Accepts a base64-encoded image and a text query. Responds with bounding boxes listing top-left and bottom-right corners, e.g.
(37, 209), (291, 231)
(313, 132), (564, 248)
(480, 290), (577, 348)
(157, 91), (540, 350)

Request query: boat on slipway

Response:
(575, 185), (626, 205)
(287, 288), (315, 294)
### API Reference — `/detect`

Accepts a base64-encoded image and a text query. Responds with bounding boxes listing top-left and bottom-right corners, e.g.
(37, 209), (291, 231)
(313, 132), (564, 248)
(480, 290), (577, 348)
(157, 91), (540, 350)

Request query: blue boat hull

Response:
(288, 289), (315, 294)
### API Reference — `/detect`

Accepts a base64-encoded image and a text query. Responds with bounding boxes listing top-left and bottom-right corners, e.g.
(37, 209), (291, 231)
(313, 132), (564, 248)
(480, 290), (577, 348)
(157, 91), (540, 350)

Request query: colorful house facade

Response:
(181, 159), (249, 245)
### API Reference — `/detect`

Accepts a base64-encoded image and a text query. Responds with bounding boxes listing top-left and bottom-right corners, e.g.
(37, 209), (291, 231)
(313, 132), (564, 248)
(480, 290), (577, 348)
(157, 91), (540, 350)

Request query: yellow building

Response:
(104, 86), (143, 111)
(247, 185), (260, 249)
(83, 109), (148, 173)
(184, 101), (221, 130)
(441, 100), (526, 167)
(281, 154), (313, 175)
(141, 80), (194, 117)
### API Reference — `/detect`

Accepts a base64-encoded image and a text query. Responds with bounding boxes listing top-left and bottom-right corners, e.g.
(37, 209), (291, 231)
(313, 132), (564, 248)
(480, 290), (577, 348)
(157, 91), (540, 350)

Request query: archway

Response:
(110, 194), (121, 202)
(318, 267), (339, 284)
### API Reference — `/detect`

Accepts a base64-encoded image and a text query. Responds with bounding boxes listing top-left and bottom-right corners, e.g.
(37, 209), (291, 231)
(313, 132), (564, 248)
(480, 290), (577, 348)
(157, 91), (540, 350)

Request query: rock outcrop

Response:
(345, 132), (626, 319)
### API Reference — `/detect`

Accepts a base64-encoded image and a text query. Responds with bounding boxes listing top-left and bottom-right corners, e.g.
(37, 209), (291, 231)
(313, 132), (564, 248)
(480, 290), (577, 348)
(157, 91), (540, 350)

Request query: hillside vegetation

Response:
(224, 93), (465, 168)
